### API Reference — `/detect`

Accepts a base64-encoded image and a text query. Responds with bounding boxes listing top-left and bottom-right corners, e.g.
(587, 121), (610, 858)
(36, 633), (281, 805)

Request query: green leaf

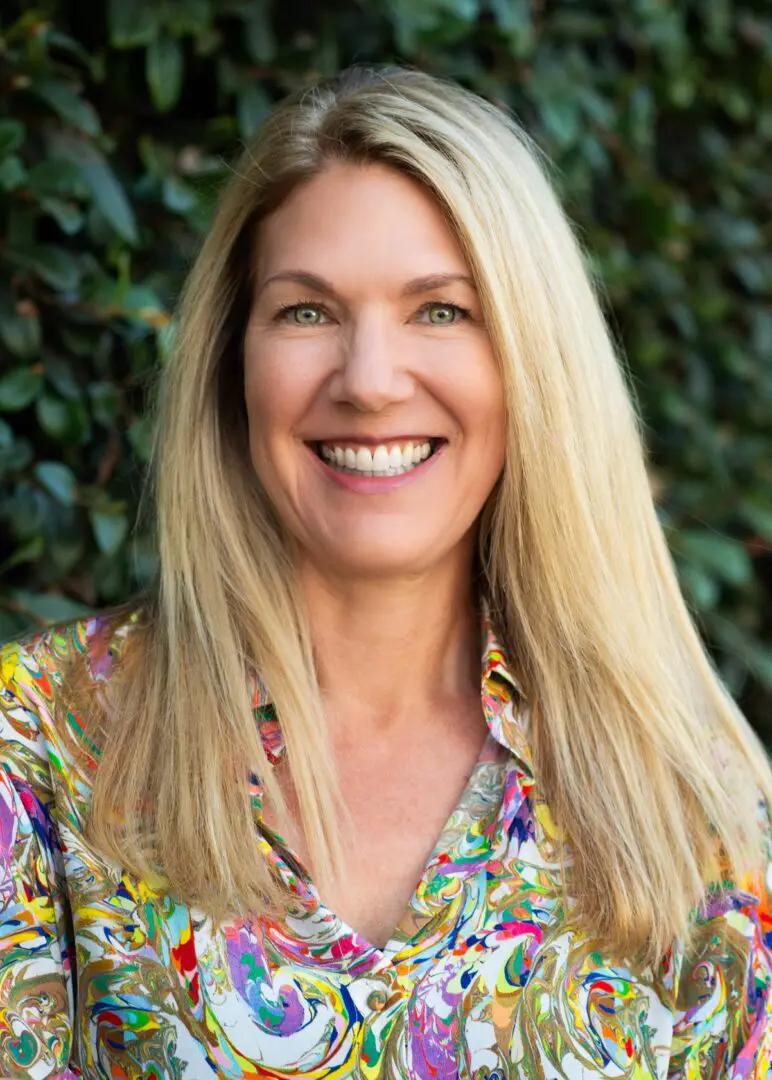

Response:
(165, 0), (211, 37)
(36, 393), (89, 442)
(108, 0), (160, 48)
(32, 81), (102, 138)
(244, 0), (276, 63)
(679, 563), (719, 610)
(138, 135), (175, 178)
(675, 531), (753, 587)
(34, 461), (78, 506)
(2, 481), (46, 540)
(48, 30), (96, 73)
(146, 36), (183, 113)
(91, 551), (126, 599)
(0, 535), (45, 574)
(122, 284), (168, 326)
(710, 617), (772, 692)
(732, 255), (768, 294)
(740, 499), (772, 541)
(59, 326), (98, 358)
(0, 433), (33, 474)
(49, 132), (138, 245)
(0, 310), (41, 359)
(128, 414), (153, 462)
(40, 197), (85, 235)
(489, 0), (530, 33)
(7, 589), (90, 625)
(90, 510), (129, 554)
(0, 367), (43, 411)
(0, 119), (25, 159)
(26, 159), (88, 198)
(35, 392), (71, 439)
(162, 174), (197, 213)
(237, 82), (271, 137)
(5, 245), (81, 290)
(540, 101), (581, 147)
(44, 358), (83, 402)
(6, 204), (34, 248)
(0, 609), (29, 641)
(88, 382), (120, 426)
(50, 536), (85, 575)
(549, 12), (607, 38)
(157, 320), (177, 363)
(0, 156), (26, 191)
(742, 643), (772, 692)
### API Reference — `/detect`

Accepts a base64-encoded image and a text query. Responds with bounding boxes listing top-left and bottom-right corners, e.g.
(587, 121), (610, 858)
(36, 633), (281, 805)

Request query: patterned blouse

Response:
(0, 609), (770, 1079)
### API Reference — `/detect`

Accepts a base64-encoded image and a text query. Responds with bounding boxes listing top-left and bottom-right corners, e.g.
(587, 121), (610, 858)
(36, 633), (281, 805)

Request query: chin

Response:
(320, 535), (445, 580)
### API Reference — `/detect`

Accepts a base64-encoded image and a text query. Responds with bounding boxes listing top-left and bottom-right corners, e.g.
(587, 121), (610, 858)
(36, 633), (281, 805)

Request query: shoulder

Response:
(1, 604), (145, 769)
(738, 798), (772, 952)
(2, 603), (142, 704)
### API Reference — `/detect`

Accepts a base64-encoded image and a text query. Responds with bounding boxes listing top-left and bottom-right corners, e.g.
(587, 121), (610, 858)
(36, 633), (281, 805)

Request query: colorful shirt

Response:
(0, 609), (770, 1079)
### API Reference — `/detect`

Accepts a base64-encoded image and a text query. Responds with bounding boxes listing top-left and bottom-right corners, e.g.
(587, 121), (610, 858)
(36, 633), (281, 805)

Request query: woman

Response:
(0, 65), (770, 1079)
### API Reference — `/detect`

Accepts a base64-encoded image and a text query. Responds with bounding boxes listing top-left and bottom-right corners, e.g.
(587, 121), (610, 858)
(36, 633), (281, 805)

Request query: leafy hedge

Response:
(1, 0), (771, 740)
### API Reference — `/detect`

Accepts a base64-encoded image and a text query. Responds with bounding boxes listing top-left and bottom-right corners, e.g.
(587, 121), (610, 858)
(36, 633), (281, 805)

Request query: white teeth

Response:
(372, 445), (390, 473)
(355, 447), (373, 473)
(317, 440), (438, 476)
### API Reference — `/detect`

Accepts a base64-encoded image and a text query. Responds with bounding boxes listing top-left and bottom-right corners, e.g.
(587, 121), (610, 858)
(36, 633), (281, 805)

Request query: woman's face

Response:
(243, 161), (506, 579)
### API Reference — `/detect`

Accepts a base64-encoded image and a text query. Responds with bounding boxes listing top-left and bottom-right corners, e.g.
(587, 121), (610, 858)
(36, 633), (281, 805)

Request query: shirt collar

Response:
(251, 606), (533, 776)
(479, 607), (533, 776)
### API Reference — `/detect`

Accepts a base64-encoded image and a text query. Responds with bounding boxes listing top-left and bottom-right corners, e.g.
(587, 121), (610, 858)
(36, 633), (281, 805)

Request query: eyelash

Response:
(272, 300), (472, 323)
(418, 300), (471, 322)
(272, 300), (326, 322)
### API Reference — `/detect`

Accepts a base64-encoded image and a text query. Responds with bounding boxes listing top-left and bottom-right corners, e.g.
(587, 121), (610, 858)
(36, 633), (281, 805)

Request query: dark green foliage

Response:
(1, 0), (770, 738)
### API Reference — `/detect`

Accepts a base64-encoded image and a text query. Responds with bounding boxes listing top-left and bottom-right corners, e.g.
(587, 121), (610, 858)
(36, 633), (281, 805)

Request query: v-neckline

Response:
(257, 731), (509, 960)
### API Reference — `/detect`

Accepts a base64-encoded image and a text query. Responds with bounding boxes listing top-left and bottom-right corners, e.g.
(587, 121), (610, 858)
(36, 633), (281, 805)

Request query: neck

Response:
(298, 555), (481, 731)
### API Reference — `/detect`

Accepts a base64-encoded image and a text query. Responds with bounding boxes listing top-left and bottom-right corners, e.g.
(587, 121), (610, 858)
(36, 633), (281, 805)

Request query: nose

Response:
(327, 315), (414, 412)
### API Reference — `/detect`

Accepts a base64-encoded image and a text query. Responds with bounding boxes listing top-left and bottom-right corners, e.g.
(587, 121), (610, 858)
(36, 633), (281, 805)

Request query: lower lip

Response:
(308, 444), (445, 493)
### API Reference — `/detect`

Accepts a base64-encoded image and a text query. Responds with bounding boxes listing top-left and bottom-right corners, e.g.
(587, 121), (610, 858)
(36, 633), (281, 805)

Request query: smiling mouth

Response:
(310, 439), (443, 477)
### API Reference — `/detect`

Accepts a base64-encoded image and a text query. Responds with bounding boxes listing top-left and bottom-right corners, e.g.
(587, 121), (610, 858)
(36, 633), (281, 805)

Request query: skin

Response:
(243, 161), (507, 948)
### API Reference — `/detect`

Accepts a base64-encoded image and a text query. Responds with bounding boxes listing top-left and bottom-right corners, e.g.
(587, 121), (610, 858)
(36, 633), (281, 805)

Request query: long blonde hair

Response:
(84, 66), (771, 966)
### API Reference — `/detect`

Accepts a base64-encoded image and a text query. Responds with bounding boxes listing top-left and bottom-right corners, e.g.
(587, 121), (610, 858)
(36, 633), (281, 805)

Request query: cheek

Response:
(243, 328), (332, 432)
(486, 400), (508, 468)
(244, 342), (309, 445)
(454, 360), (507, 496)
(473, 414), (507, 503)
(476, 353), (506, 440)
(441, 349), (506, 459)
(242, 356), (298, 496)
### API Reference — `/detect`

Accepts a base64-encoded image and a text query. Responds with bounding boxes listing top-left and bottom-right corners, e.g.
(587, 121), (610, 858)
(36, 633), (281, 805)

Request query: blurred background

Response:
(0, 0), (770, 742)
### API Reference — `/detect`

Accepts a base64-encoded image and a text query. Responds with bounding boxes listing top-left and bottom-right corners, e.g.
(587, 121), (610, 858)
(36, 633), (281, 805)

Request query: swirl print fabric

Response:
(0, 610), (770, 1078)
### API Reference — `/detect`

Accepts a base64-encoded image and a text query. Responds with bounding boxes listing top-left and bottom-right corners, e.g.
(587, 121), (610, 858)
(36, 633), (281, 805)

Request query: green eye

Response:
(291, 305), (325, 325)
(426, 303), (462, 325)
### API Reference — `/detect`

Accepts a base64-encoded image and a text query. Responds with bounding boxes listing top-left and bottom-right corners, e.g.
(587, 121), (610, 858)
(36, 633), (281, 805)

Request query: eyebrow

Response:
(402, 272), (477, 296)
(256, 270), (477, 299)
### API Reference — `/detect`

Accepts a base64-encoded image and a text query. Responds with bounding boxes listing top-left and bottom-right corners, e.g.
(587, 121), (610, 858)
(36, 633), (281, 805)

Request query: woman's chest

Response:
(68, 883), (675, 1080)
(63, 781), (676, 1080)
(263, 716), (497, 951)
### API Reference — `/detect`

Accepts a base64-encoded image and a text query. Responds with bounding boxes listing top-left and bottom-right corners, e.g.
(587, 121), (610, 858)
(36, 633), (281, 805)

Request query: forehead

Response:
(254, 161), (470, 285)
